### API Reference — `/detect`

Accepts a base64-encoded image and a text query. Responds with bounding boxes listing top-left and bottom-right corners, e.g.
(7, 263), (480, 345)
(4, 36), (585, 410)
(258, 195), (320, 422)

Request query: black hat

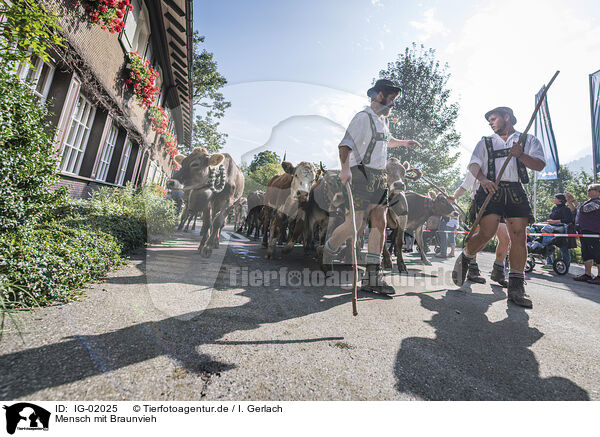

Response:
(555, 193), (567, 203)
(485, 107), (517, 125)
(367, 79), (402, 98)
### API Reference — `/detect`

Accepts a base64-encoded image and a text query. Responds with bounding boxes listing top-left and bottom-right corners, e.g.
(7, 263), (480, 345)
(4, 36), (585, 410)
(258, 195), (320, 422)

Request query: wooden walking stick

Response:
(345, 181), (358, 316)
(465, 70), (560, 243)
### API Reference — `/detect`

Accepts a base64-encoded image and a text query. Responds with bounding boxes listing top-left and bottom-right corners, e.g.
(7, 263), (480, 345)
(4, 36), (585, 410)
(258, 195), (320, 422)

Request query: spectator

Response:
(435, 215), (450, 258)
(566, 184), (600, 284)
(166, 188), (184, 215)
(543, 193), (573, 270)
(446, 211), (460, 257)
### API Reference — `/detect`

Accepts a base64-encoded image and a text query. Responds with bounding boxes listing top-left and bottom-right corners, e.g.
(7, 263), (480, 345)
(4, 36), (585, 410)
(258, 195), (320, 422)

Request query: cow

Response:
(167, 184), (200, 232)
(230, 197), (247, 232)
(304, 168), (345, 253)
(383, 191), (455, 272)
(245, 190), (265, 239)
(170, 147), (244, 257)
(262, 161), (316, 258)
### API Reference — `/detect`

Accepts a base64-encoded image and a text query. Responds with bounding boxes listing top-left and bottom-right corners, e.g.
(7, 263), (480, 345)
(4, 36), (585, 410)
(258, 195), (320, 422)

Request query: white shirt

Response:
(459, 171), (479, 200)
(339, 106), (390, 170)
(468, 132), (545, 183)
(447, 216), (459, 228)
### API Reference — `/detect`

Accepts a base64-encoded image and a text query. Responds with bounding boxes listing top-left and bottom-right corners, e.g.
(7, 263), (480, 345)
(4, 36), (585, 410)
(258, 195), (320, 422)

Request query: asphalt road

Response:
(1, 225), (599, 401)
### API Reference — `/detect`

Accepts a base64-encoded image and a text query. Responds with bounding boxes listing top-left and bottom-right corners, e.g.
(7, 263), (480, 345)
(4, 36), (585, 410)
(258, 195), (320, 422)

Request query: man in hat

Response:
(452, 107), (546, 308)
(319, 79), (421, 294)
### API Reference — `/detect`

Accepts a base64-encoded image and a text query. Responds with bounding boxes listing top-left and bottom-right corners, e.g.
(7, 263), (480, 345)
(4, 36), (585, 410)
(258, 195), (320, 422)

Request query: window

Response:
(16, 54), (55, 101)
(146, 159), (158, 184)
(59, 94), (96, 174)
(120, 0), (150, 54)
(96, 122), (119, 182)
(116, 139), (132, 186)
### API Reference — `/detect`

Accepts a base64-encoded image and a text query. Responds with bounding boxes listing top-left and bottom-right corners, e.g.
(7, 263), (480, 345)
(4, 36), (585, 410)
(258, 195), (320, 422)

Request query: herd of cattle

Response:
(167, 147), (455, 272)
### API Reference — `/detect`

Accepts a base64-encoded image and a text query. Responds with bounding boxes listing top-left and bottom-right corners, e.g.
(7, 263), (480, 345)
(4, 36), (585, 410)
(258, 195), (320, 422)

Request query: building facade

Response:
(22, 0), (193, 198)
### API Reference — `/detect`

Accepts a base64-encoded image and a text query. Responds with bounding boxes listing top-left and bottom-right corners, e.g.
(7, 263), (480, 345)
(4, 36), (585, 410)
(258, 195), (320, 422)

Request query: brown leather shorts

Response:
(343, 165), (388, 211)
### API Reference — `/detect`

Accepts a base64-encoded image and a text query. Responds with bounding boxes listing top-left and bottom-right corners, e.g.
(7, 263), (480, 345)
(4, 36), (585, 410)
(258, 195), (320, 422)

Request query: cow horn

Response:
(209, 153), (224, 167)
(174, 154), (186, 164)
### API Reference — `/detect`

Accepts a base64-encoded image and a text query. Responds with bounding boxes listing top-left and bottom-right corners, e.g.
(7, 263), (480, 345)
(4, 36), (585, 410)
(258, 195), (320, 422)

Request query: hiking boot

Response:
(490, 263), (508, 287)
(507, 276), (533, 308)
(360, 264), (395, 295)
(573, 273), (594, 282)
(452, 252), (472, 286)
(467, 261), (486, 284)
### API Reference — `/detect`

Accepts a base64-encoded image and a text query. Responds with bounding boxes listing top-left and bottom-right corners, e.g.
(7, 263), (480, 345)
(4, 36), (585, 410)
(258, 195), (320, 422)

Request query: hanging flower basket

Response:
(163, 129), (178, 157)
(148, 104), (169, 134)
(86, 0), (132, 33)
(126, 51), (160, 108)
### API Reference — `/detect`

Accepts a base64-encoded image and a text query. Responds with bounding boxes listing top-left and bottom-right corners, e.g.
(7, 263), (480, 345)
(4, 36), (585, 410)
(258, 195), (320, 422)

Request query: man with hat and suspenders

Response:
(320, 79), (421, 294)
(452, 107), (546, 308)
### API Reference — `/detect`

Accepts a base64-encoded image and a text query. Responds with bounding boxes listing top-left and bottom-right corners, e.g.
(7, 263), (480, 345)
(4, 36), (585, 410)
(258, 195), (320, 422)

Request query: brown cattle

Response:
(262, 161), (316, 258)
(170, 147), (244, 257)
(384, 192), (454, 272)
(245, 190), (265, 238)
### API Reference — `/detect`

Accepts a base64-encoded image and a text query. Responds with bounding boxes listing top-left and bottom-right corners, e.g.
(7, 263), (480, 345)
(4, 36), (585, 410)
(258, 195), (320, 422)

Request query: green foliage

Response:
(0, 183), (178, 309)
(190, 32), (231, 154)
(242, 151), (282, 196)
(0, 0), (64, 65)
(0, 64), (68, 233)
(379, 43), (461, 192)
(0, 224), (124, 307)
(187, 114), (227, 155)
(248, 151), (280, 173)
(86, 183), (178, 237)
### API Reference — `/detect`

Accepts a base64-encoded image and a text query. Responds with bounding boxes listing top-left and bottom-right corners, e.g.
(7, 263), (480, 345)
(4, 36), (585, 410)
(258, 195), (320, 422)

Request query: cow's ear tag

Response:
(209, 154), (224, 166)
(174, 154), (186, 164)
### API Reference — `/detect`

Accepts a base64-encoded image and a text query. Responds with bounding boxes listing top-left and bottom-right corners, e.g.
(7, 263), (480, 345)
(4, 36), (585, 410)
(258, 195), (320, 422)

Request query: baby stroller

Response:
(525, 223), (568, 275)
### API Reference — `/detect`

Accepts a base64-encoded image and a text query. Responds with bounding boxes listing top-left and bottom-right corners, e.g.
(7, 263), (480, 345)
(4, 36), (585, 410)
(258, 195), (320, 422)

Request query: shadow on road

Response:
(0, 232), (351, 400)
(393, 287), (590, 400)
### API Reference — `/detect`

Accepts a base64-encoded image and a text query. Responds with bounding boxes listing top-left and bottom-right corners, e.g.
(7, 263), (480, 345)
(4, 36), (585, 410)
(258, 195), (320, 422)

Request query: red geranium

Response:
(127, 51), (160, 108)
(85, 0), (132, 34)
(148, 104), (169, 134)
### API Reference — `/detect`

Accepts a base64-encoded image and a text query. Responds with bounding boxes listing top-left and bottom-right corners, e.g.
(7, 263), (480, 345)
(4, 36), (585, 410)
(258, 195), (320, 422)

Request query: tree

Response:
(186, 32), (231, 155)
(0, 0), (64, 66)
(379, 43), (461, 192)
(248, 151), (280, 173)
(191, 116), (227, 154)
(243, 151), (282, 196)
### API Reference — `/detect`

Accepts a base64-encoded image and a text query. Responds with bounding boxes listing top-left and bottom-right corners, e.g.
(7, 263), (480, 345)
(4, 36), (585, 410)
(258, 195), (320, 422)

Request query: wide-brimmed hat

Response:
(485, 106), (517, 125)
(367, 79), (402, 98)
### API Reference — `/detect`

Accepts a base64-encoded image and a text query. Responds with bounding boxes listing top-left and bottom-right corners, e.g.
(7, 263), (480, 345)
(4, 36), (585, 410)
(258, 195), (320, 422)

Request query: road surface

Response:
(1, 225), (599, 400)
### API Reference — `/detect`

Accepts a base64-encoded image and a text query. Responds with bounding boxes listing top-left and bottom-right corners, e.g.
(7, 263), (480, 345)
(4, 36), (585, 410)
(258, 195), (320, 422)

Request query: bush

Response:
(0, 224), (124, 307)
(86, 183), (178, 236)
(0, 65), (67, 233)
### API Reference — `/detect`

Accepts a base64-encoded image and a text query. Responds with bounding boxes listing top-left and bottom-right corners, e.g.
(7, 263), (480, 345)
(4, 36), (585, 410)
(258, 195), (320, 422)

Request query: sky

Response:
(193, 0), (600, 172)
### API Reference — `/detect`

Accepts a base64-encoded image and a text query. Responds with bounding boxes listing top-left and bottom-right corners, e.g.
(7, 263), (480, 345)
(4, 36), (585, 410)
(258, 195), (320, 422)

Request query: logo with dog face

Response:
(3, 403), (50, 435)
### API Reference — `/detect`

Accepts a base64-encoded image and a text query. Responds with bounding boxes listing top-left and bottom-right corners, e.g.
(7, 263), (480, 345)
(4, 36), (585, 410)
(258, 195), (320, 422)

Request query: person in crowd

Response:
(435, 214), (451, 258)
(543, 193), (573, 270)
(320, 79), (420, 294)
(446, 211), (460, 258)
(566, 184), (600, 284)
(451, 106), (546, 308)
